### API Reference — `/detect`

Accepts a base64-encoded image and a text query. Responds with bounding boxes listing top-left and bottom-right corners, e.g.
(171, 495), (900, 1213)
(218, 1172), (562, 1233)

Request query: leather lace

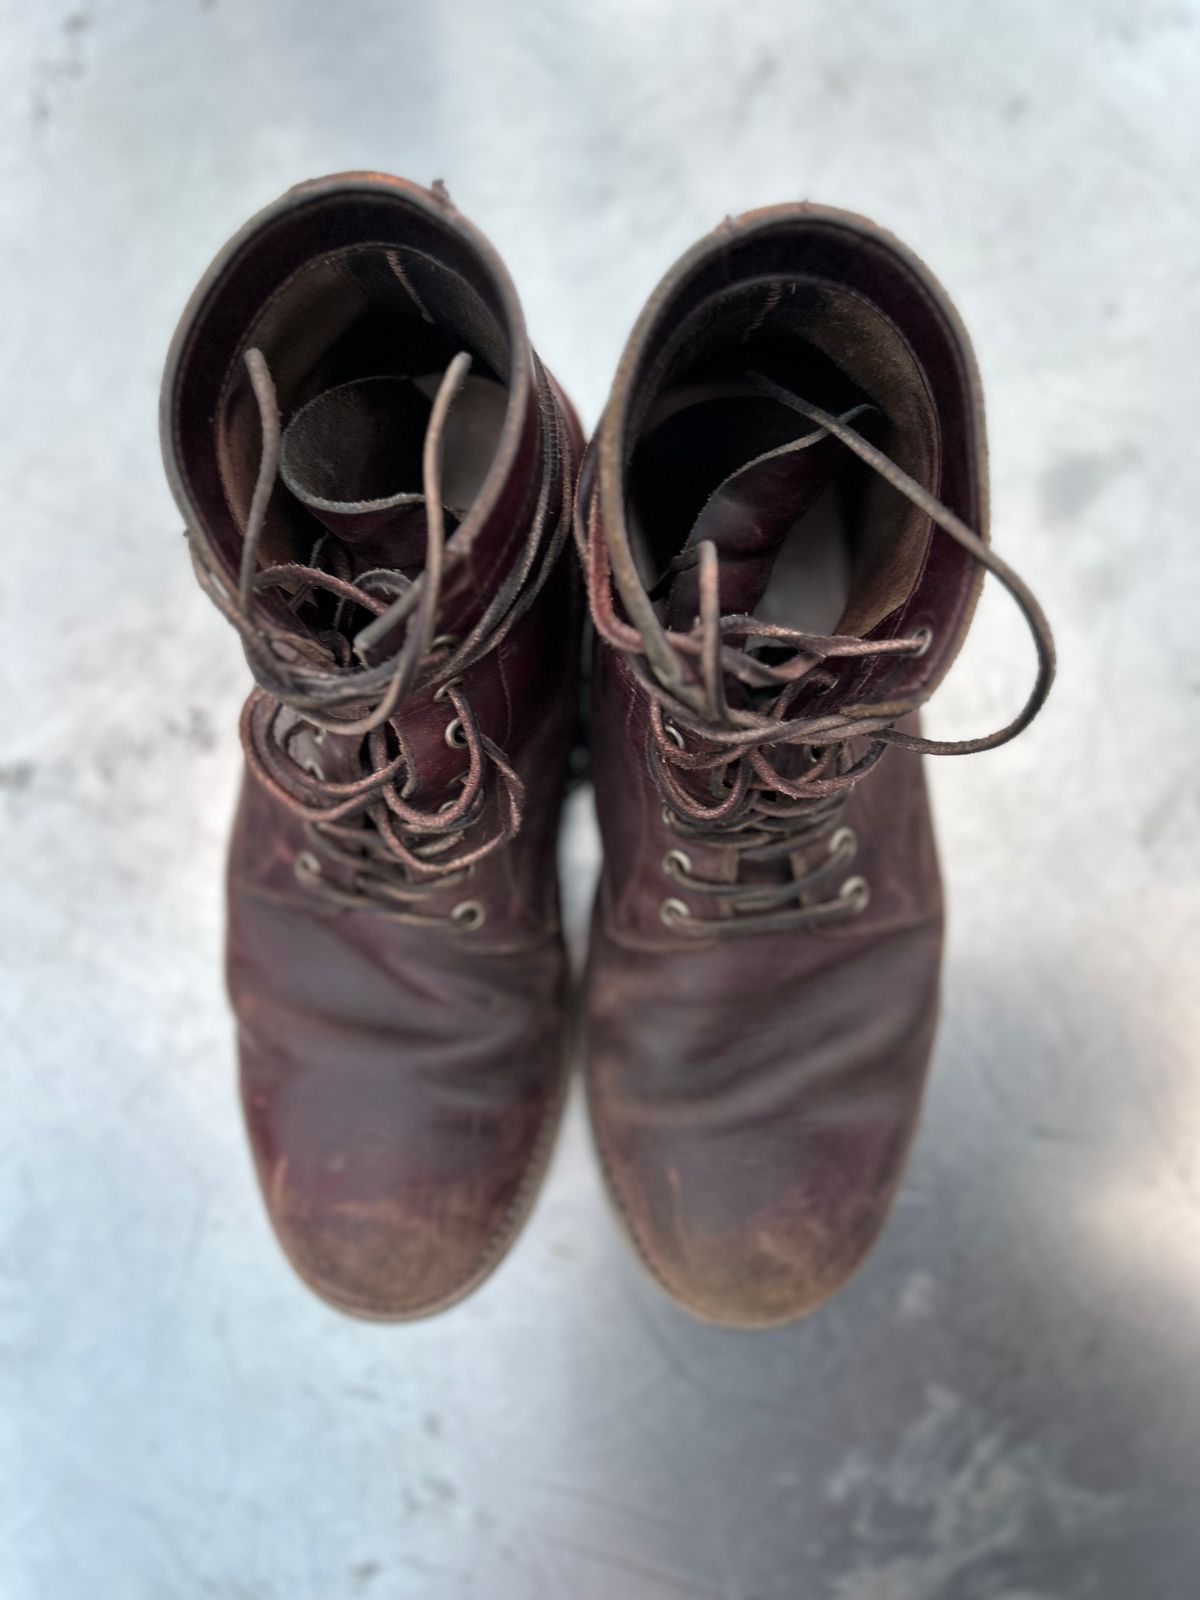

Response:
(578, 375), (1056, 939)
(189, 346), (571, 928)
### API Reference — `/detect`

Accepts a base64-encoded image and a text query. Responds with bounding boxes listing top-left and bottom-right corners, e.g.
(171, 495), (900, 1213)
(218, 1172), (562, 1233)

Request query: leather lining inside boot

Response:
(213, 241), (512, 593)
(276, 370), (507, 573)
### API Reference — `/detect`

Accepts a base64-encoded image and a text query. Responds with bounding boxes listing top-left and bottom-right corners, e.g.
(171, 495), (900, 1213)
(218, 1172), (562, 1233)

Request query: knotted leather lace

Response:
(578, 374), (1056, 938)
(189, 346), (571, 928)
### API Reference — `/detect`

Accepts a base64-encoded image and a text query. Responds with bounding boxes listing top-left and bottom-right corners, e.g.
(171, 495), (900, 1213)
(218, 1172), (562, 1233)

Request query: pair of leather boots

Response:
(161, 173), (1052, 1327)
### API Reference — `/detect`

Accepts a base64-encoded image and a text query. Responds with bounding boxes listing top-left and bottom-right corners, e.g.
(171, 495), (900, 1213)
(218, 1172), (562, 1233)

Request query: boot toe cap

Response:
(241, 1031), (564, 1320)
(586, 925), (941, 1328)
(598, 1134), (891, 1328)
(265, 1166), (539, 1321)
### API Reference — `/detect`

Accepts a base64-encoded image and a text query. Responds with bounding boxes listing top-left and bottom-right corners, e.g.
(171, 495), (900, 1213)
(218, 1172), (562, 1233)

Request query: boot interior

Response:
(215, 241), (513, 577)
(164, 184), (533, 608)
(626, 273), (943, 641)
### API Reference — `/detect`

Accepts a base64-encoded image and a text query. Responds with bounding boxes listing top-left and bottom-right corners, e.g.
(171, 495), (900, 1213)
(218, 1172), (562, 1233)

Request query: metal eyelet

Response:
(434, 676), (463, 704)
(664, 722), (685, 749)
(660, 897), (690, 927)
(431, 633), (461, 653)
(839, 875), (870, 913)
(302, 757), (325, 781)
(307, 722), (327, 746)
(661, 803), (678, 830)
(828, 826), (857, 858)
(294, 850), (321, 881)
(451, 899), (486, 930)
(663, 848), (692, 879)
(910, 624), (933, 658)
(444, 717), (467, 747)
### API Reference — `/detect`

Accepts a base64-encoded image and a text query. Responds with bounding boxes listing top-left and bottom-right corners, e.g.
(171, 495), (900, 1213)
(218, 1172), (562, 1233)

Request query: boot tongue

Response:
(668, 393), (876, 630)
(665, 418), (854, 631)
(278, 371), (506, 574)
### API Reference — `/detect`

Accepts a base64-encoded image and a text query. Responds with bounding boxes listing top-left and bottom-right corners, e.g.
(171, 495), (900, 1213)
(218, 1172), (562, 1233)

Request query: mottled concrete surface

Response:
(2, 2), (1198, 1597)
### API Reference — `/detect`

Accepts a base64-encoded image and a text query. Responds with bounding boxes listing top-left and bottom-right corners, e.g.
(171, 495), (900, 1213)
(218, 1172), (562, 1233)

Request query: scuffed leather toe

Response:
(586, 919), (941, 1328)
(592, 1092), (905, 1328)
(248, 1070), (560, 1320)
(231, 892), (568, 1320)
(242, 1027), (564, 1319)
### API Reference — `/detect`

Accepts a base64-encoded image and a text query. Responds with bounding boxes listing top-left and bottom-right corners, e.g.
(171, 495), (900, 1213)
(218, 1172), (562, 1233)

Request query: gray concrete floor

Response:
(3, 2), (1199, 1597)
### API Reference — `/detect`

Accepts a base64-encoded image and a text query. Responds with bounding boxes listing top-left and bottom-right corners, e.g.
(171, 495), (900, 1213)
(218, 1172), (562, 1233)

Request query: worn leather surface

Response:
(162, 175), (581, 1318)
(583, 204), (986, 1326)
(588, 654), (942, 1324)
(227, 562), (579, 1319)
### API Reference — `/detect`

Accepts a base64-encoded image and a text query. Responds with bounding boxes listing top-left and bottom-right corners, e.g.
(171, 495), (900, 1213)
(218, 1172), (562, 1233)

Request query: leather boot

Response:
(578, 205), (1054, 1327)
(161, 174), (581, 1319)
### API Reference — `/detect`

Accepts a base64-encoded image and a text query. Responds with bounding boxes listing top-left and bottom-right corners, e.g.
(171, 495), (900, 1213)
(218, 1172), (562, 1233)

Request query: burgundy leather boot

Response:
(161, 174), (581, 1319)
(579, 205), (1054, 1327)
